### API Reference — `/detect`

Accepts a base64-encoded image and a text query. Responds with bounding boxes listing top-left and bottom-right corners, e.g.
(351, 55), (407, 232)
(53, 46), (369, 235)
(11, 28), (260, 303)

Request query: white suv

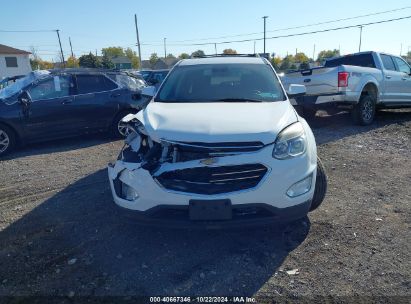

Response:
(108, 55), (327, 227)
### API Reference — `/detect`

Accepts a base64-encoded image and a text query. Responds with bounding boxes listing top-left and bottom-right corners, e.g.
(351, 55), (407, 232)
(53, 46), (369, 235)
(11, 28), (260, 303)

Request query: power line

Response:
(140, 6), (411, 44)
(157, 15), (411, 47)
(0, 29), (56, 32)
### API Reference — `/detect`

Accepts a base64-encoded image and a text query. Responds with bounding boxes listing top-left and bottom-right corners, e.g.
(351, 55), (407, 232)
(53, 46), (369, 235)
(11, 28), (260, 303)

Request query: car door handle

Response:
(385, 75), (392, 79)
(402, 77), (408, 80)
(61, 99), (72, 105)
(111, 93), (121, 97)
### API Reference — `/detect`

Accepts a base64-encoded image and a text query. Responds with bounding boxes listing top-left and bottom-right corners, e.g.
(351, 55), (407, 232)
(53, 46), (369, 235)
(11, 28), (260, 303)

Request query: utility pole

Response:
(254, 41), (256, 54)
(262, 16), (268, 55)
(164, 38), (167, 58)
(134, 14), (142, 70)
(214, 43), (217, 55)
(358, 26), (363, 52)
(313, 44), (316, 61)
(400, 43), (403, 56)
(56, 30), (65, 67)
(69, 37), (74, 58)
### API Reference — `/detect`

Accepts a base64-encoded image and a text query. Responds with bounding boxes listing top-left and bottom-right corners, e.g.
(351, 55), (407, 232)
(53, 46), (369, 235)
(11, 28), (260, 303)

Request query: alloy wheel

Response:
(0, 130), (10, 153)
(117, 118), (134, 137)
(362, 99), (373, 122)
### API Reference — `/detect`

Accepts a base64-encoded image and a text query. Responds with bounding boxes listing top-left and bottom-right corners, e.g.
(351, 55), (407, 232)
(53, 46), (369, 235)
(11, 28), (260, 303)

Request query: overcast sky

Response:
(1, 0), (411, 61)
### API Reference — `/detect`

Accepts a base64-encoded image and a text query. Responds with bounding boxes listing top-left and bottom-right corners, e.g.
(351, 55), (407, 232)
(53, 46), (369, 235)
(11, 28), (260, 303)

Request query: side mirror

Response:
(287, 84), (306, 98)
(141, 86), (156, 98)
(18, 91), (31, 105)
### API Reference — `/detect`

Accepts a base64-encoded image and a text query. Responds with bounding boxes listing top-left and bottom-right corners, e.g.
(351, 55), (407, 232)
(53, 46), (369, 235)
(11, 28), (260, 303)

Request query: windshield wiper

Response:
(215, 98), (263, 103)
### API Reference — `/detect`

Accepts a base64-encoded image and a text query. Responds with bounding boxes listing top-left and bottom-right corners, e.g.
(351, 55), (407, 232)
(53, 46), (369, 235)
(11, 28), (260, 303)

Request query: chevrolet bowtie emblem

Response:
(200, 158), (218, 166)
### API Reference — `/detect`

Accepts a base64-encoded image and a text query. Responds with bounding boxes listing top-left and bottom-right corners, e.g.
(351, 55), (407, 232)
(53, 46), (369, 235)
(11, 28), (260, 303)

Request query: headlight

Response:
(273, 122), (306, 159)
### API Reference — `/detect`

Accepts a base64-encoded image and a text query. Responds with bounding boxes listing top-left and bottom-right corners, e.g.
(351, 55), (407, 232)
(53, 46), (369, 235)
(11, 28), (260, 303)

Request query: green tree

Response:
(166, 53), (176, 59)
(124, 47), (140, 69)
(317, 49), (340, 62)
(270, 56), (282, 70)
(79, 52), (101, 68)
(179, 53), (190, 59)
(279, 55), (294, 71)
(101, 55), (114, 69)
(294, 52), (309, 63)
(149, 53), (159, 66)
(66, 56), (79, 68)
(223, 48), (237, 54)
(191, 50), (205, 57)
(101, 46), (125, 58)
(30, 58), (54, 70)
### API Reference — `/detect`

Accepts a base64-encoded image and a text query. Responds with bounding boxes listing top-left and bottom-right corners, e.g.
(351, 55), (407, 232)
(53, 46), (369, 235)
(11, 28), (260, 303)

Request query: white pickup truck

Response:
(282, 51), (411, 125)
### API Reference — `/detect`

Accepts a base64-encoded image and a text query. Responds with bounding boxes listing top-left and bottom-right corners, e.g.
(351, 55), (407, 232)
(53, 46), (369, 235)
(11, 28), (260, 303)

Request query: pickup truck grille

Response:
(156, 164), (268, 195)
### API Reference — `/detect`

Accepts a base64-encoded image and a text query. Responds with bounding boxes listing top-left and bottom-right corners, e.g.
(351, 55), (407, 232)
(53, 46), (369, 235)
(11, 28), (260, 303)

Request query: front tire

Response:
(351, 95), (376, 125)
(0, 124), (16, 157)
(309, 157), (327, 212)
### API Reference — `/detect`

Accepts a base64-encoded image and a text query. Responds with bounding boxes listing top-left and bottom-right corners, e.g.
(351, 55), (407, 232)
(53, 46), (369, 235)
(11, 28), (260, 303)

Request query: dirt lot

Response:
(0, 110), (410, 303)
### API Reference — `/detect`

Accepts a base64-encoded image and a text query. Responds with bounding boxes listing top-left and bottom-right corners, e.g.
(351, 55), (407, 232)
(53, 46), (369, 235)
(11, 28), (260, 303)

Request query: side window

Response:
(5, 57), (18, 68)
(393, 57), (411, 75)
(27, 76), (72, 101)
(153, 72), (166, 82)
(380, 54), (396, 71)
(76, 75), (117, 94)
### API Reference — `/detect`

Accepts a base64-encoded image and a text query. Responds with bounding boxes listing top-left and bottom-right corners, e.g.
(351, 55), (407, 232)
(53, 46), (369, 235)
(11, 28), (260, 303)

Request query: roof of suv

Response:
(179, 56), (267, 66)
(48, 68), (124, 75)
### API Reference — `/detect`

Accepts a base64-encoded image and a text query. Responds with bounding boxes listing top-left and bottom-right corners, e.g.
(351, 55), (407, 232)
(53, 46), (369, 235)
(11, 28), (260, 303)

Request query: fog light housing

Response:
(121, 183), (139, 201)
(286, 174), (313, 197)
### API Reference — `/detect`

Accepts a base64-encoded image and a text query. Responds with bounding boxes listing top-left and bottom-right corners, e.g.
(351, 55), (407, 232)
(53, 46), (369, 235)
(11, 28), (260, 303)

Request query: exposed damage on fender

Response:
(108, 55), (327, 227)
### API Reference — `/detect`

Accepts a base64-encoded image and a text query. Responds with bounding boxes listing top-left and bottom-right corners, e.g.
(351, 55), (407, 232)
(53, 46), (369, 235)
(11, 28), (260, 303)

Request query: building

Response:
(0, 44), (32, 79)
(153, 57), (179, 70)
(141, 60), (152, 70)
(111, 56), (132, 69)
(141, 57), (179, 70)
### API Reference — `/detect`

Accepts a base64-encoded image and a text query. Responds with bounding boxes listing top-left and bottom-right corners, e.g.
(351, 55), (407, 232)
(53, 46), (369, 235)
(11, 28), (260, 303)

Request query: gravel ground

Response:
(0, 109), (410, 303)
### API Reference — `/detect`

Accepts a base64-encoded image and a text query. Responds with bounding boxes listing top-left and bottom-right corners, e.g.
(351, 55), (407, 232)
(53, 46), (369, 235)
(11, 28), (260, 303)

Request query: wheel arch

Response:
(0, 121), (21, 145)
(360, 82), (379, 103)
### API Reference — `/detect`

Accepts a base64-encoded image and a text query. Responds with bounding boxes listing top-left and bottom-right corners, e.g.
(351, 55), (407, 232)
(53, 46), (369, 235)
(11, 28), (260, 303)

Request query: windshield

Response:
(155, 63), (286, 103)
(0, 70), (50, 100)
(107, 73), (146, 91)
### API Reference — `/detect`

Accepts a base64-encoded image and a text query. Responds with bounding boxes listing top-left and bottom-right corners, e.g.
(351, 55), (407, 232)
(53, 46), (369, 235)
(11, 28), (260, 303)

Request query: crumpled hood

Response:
(136, 101), (297, 145)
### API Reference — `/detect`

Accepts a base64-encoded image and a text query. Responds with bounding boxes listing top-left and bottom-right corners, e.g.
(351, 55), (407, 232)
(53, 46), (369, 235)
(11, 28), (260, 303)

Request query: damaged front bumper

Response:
(107, 141), (316, 225)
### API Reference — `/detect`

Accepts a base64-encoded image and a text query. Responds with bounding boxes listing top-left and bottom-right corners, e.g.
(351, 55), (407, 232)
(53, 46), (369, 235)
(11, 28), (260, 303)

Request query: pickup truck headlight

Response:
(273, 122), (306, 159)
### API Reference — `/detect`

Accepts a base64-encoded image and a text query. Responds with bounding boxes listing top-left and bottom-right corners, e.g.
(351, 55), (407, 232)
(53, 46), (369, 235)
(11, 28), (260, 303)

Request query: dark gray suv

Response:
(0, 69), (148, 156)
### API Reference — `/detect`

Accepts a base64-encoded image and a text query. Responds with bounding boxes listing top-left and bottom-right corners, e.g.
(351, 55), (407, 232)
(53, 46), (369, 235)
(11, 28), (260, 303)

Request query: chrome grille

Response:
(156, 164), (268, 195)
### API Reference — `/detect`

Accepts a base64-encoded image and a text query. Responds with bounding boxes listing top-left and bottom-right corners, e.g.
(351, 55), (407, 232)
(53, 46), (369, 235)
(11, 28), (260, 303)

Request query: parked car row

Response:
(138, 69), (170, 88)
(282, 51), (411, 125)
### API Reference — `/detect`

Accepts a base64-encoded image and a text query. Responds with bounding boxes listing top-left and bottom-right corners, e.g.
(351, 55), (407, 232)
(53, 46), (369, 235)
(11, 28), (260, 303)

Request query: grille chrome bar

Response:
(156, 164), (268, 195)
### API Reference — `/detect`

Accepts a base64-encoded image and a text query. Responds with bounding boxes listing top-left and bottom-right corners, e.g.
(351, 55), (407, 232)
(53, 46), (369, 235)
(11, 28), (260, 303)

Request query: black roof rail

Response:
(190, 53), (261, 59)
